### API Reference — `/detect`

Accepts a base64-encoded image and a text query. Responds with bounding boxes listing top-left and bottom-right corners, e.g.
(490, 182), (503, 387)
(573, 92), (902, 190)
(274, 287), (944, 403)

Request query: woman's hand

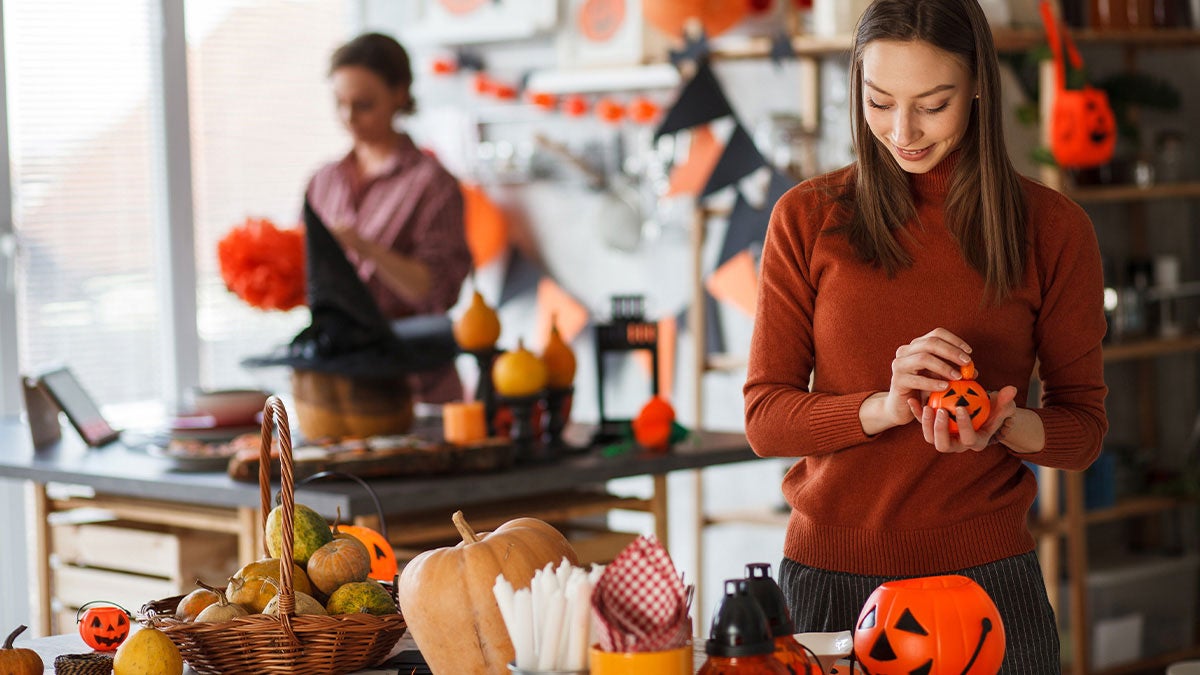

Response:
(920, 385), (1019, 453)
(886, 328), (975, 427)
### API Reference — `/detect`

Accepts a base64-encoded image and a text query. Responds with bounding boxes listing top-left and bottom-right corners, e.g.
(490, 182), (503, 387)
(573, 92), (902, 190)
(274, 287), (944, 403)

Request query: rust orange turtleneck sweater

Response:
(743, 154), (1108, 576)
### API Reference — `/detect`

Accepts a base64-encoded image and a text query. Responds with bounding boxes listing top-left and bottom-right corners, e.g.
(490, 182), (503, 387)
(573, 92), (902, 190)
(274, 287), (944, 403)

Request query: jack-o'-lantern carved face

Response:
(926, 361), (989, 434)
(78, 603), (130, 651)
(1050, 88), (1116, 169)
(854, 576), (1005, 675)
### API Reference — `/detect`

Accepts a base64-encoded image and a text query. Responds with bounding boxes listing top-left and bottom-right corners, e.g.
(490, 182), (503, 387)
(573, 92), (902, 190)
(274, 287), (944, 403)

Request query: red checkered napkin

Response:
(591, 535), (693, 652)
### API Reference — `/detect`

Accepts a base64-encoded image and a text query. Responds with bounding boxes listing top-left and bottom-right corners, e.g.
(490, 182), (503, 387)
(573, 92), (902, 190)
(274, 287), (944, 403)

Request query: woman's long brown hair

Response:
(844, 0), (1027, 300)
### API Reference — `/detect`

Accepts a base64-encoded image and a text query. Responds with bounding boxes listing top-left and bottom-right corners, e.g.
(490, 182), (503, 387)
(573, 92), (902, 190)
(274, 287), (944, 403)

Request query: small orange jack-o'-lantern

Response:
(1041, 0), (1117, 169)
(1051, 88), (1117, 169)
(927, 361), (990, 434)
(854, 575), (1005, 675)
(336, 524), (399, 583)
(77, 601), (130, 651)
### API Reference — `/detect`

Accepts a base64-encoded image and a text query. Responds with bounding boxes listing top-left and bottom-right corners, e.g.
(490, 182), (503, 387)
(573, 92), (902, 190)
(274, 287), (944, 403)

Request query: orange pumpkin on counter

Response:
(396, 511), (578, 675)
(0, 625), (43, 675)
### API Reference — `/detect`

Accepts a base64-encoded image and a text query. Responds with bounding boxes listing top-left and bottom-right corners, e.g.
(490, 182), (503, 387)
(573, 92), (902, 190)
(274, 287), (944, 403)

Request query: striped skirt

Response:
(780, 552), (1059, 675)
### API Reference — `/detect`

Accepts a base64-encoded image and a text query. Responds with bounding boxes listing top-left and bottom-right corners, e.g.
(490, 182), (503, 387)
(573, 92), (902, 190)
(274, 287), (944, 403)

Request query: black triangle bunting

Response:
(498, 246), (543, 307)
(701, 123), (769, 197)
(654, 60), (733, 139)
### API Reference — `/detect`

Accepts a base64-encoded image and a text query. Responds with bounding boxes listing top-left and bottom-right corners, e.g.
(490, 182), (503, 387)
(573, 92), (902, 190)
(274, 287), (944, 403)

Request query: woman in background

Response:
(306, 32), (470, 403)
(743, 1), (1107, 672)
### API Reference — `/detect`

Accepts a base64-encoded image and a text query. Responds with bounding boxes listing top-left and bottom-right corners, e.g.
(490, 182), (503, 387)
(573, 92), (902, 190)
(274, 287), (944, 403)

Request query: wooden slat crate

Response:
(50, 520), (240, 633)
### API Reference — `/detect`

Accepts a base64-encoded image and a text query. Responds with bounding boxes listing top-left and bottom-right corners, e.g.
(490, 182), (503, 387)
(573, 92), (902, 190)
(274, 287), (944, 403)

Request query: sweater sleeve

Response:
(1025, 194), (1108, 470)
(401, 170), (471, 314)
(743, 186), (876, 459)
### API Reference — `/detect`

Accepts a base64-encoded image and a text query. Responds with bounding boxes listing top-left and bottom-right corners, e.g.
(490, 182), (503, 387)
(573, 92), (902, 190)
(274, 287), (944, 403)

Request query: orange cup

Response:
(589, 644), (693, 675)
(443, 401), (487, 445)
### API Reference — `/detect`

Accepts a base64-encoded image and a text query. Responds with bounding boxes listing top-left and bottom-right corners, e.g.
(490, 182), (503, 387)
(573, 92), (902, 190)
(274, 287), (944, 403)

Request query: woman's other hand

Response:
(921, 385), (1019, 453)
(861, 328), (974, 436)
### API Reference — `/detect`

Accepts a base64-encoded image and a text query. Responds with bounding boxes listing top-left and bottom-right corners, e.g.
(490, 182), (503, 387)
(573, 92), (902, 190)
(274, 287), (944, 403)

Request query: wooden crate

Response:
(50, 520), (240, 633)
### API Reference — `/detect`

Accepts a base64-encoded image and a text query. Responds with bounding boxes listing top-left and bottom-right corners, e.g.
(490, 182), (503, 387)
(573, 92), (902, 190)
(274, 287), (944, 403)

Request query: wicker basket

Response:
(54, 652), (114, 675)
(142, 396), (407, 674)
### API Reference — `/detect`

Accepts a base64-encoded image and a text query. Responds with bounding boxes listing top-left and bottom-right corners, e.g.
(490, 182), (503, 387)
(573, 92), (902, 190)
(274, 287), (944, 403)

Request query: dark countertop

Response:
(0, 419), (757, 520)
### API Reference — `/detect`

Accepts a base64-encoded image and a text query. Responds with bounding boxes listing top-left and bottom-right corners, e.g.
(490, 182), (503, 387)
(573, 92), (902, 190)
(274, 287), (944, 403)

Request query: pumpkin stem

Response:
(3, 624), (27, 649)
(452, 510), (480, 544)
(197, 580), (233, 606)
(332, 506), (344, 534)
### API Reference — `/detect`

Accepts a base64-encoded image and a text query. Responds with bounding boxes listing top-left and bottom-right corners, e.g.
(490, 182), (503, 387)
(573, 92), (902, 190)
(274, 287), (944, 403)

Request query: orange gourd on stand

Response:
(492, 339), (548, 398)
(454, 290), (502, 352)
(632, 395), (676, 451)
(925, 361), (990, 434)
(541, 320), (577, 389)
(853, 575), (1005, 675)
(396, 511), (578, 675)
(0, 626), (43, 675)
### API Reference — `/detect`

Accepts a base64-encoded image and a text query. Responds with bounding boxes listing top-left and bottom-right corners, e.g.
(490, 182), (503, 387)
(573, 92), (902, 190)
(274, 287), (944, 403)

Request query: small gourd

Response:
(194, 581), (250, 622)
(541, 319), (576, 389)
(307, 536), (372, 596)
(926, 360), (990, 434)
(492, 339), (548, 398)
(0, 625), (43, 675)
(632, 395), (676, 451)
(454, 290), (502, 351)
(262, 581), (329, 617)
(175, 584), (220, 622)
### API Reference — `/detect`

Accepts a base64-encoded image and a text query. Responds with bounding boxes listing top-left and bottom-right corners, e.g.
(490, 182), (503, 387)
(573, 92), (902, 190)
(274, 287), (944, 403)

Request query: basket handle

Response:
(290, 470), (389, 541)
(258, 396), (300, 642)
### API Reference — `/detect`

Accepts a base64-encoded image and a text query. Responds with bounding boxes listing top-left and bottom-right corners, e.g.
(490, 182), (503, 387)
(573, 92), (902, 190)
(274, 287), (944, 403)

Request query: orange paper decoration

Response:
(643, 0), (748, 39)
(595, 97), (626, 124)
(706, 249), (759, 319)
(535, 278), (589, 349)
(217, 217), (306, 311)
(667, 125), (723, 196)
(461, 183), (508, 268)
(563, 95), (591, 117)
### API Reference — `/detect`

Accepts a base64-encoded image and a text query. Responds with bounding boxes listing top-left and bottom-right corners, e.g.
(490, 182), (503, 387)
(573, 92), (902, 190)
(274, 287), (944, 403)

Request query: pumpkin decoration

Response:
(396, 510), (578, 675)
(541, 318), (577, 389)
(76, 601), (131, 651)
(492, 338), (548, 398)
(454, 289), (502, 351)
(1040, 0), (1117, 169)
(926, 361), (989, 434)
(0, 625), (43, 675)
(325, 579), (398, 616)
(643, 0), (748, 39)
(853, 575), (1005, 675)
(307, 536), (372, 596)
(193, 582), (250, 623)
(335, 522), (399, 583)
(632, 395), (676, 451)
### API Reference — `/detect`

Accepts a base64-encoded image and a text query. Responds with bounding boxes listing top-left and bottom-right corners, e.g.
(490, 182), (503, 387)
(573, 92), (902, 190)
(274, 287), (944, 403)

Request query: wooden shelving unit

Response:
(1068, 181), (1200, 204)
(1102, 335), (1200, 362)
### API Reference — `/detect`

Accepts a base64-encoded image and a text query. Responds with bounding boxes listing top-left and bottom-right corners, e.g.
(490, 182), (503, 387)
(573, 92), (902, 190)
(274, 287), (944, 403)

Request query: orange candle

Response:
(443, 401), (487, 445)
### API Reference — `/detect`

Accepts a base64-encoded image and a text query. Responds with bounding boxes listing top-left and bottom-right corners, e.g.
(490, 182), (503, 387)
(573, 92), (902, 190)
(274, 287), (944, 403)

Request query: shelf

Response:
(711, 28), (1200, 60)
(1067, 181), (1200, 204)
(1102, 335), (1200, 362)
(524, 63), (680, 94)
(705, 353), (749, 373)
(1030, 494), (1195, 538)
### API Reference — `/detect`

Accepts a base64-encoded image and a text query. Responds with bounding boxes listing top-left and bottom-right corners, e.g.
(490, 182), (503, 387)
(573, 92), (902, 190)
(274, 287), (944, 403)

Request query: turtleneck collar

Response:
(908, 148), (961, 202)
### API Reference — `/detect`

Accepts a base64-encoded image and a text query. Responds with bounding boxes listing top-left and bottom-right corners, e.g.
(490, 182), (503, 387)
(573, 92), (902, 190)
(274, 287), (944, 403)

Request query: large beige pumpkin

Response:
(396, 511), (578, 675)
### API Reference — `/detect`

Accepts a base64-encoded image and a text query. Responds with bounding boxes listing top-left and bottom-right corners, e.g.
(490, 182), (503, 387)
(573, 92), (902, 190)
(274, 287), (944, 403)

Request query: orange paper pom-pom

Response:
(217, 217), (306, 311)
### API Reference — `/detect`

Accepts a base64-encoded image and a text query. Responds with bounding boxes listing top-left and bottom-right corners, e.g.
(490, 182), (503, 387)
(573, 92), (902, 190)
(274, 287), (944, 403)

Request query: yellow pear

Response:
(540, 320), (576, 389)
(113, 627), (183, 675)
(453, 290), (501, 351)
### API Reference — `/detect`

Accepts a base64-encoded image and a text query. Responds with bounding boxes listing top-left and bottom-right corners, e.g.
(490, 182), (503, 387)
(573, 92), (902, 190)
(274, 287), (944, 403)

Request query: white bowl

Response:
(188, 388), (270, 426)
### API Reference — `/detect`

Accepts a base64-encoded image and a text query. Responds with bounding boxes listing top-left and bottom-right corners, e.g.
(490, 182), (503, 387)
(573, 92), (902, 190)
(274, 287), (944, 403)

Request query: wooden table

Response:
(0, 419), (756, 636)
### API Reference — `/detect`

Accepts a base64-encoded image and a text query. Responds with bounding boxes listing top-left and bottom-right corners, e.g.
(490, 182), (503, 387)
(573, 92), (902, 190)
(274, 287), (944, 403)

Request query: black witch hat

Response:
(242, 199), (457, 379)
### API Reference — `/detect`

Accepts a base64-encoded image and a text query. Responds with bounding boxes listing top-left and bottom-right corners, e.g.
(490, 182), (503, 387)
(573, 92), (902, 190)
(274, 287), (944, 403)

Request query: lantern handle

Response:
(285, 470), (389, 540)
(75, 600), (131, 622)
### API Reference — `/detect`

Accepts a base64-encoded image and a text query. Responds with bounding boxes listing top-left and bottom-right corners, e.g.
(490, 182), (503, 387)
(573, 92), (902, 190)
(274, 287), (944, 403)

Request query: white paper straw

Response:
(535, 585), (566, 670)
(512, 587), (536, 670)
(564, 572), (593, 670)
(493, 574), (516, 637)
